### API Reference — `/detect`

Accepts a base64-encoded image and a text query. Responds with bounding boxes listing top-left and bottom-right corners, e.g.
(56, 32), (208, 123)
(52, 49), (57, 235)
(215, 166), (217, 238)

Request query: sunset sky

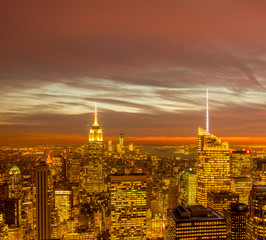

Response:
(2, 1), (266, 144)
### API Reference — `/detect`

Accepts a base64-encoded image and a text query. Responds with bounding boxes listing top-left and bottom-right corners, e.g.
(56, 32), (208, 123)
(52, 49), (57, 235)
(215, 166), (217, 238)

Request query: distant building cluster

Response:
(0, 103), (266, 239)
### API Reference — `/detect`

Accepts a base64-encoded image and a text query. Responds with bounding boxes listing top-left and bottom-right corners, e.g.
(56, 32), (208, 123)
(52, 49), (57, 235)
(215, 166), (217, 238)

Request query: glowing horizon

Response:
(2, 133), (266, 145)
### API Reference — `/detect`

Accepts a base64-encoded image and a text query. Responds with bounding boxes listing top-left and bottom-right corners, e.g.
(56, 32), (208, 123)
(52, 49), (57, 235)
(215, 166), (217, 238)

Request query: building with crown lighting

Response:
(196, 127), (231, 207)
(110, 174), (147, 239)
(82, 104), (105, 195)
(166, 205), (227, 239)
(8, 166), (22, 199)
(88, 104), (103, 155)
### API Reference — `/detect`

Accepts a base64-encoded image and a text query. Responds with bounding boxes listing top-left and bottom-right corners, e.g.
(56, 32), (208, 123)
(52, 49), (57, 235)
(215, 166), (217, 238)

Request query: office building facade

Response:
(223, 203), (248, 240)
(166, 205), (227, 239)
(197, 127), (231, 207)
(110, 174), (147, 239)
(207, 190), (239, 217)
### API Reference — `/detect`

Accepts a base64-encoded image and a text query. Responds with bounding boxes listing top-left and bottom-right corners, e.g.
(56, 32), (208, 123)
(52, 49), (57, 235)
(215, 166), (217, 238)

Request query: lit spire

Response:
(93, 102), (99, 126)
(206, 88), (209, 135)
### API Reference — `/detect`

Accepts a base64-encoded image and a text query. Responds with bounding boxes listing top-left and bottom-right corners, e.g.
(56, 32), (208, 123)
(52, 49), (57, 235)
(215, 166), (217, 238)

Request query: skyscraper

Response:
(4, 198), (21, 227)
(88, 103), (103, 155)
(231, 177), (252, 205)
(55, 189), (72, 223)
(223, 203), (248, 240)
(207, 190), (239, 217)
(230, 150), (251, 177)
(196, 90), (231, 207)
(197, 129), (231, 207)
(166, 205), (227, 239)
(36, 160), (51, 240)
(8, 165), (22, 199)
(119, 129), (124, 151)
(246, 177), (266, 240)
(110, 174), (147, 239)
(83, 104), (105, 195)
(180, 169), (197, 208)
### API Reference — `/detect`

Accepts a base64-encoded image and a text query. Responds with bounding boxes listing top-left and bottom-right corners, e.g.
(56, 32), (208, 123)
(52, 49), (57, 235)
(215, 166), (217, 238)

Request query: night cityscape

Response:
(2, 1), (266, 240)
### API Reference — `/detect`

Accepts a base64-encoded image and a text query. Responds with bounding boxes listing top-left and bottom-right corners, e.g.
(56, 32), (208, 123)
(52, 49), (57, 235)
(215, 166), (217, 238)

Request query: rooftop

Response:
(168, 205), (225, 223)
(9, 165), (20, 175)
(110, 174), (146, 182)
(209, 190), (238, 196)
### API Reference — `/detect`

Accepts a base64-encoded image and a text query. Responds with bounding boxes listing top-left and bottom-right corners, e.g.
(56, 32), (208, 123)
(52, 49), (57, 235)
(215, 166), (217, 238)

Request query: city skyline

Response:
(2, 1), (266, 144)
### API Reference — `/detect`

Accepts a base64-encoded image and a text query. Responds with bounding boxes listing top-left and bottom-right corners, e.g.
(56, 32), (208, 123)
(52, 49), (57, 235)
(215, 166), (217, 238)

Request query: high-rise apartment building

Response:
(197, 127), (231, 207)
(223, 203), (248, 240)
(207, 191), (239, 217)
(110, 174), (147, 239)
(36, 160), (51, 240)
(166, 205), (227, 239)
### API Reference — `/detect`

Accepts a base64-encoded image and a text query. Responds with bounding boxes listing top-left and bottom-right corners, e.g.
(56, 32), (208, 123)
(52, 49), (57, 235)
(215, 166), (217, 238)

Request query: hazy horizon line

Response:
(1, 134), (266, 145)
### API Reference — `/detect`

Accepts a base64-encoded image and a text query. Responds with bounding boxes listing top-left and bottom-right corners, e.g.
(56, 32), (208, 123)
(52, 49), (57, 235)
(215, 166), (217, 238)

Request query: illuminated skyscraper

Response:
(197, 128), (231, 207)
(55, 189), (72, 223)
(223, 203), (248, 240)
(119, 129), (123, 150)
(88, 103), (103, 155)
(230, 150), (251, 177)
(84, 103), (105, 195)
(108, 140), (113, 152)
(166, 205), (227, 239)
(8, 166), (22, 199)
(36, 160), (51, 240)
(180, 169), (197, 208)
(110, 174), (147, 239)
(82, 159), (105, 194)
(197, 90), (230, 207)
(231, 177), (252, 205)
(246, 178), (266, 239)
(207, 190), (239, 217)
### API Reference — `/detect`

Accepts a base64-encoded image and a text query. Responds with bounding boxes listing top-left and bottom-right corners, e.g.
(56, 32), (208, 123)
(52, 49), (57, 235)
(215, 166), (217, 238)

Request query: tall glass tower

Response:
(196, 127), (231, 207)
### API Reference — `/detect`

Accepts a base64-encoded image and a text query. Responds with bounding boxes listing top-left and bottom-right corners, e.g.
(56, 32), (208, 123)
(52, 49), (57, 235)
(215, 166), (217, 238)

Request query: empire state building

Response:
(88, 103), (103, 155)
